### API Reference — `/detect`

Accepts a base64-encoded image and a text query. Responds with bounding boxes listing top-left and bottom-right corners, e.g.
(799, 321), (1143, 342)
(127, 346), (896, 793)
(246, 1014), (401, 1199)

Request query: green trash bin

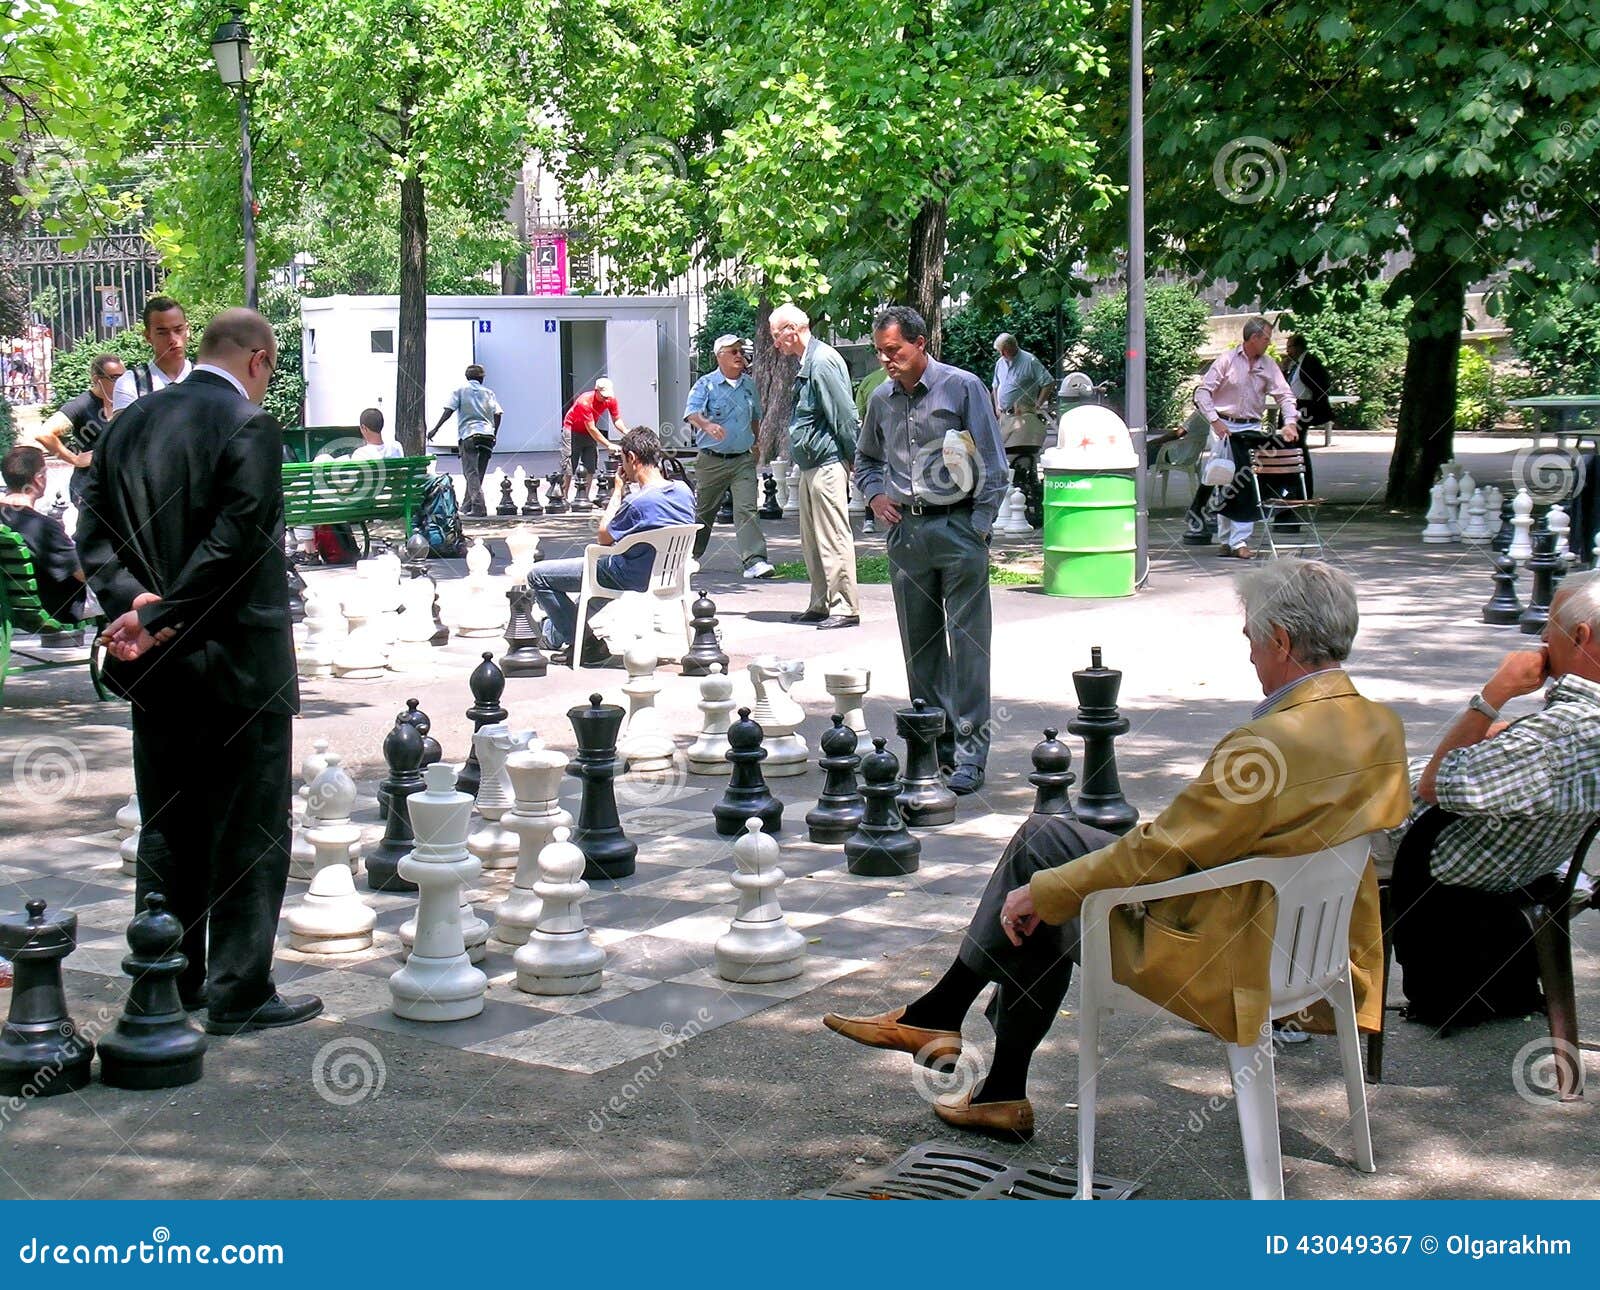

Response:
(1040, 407), (1138, 598)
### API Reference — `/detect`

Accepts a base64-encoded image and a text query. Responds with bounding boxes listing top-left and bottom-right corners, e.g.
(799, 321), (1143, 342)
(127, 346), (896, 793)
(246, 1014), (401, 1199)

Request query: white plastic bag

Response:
(1201, 429), (1236, 487)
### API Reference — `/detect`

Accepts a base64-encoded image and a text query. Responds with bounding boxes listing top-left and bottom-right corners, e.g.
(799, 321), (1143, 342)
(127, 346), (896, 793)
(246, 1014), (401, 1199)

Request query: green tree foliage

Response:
(940, 298), (1080, 383)
(692, 288), (760, 376)
(1105, 0), (1600, 504)
(1455, 345), (1507, 434)
(1077, 285), (1207, 433)
(1282, 282), (1411, 430)
(0, 393), (12, 456)
(1509, 281), (1600, 392)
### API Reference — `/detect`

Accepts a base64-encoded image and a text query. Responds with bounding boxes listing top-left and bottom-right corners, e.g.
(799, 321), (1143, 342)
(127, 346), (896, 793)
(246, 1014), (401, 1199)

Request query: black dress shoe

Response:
(204, 993), (324, 1036)
(789, 609), (828, 623)
(946, 766), (986, 795)
(816, 615), (861, 630)
(180, 988), (209, 1013)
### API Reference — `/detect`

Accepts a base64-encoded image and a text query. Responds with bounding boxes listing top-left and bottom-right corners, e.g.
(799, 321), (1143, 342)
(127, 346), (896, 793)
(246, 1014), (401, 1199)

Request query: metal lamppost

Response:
(1128, 0), (1149, 584)
(210, 12), (257, 309)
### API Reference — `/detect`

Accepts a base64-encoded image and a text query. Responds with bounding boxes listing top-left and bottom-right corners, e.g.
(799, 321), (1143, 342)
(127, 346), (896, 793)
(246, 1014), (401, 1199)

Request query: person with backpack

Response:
(111, 296), (192, 414)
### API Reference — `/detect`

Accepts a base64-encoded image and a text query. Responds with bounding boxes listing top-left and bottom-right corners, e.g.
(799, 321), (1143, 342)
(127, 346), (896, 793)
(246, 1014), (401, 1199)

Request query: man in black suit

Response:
(77, 308), (322, 1036)
(1282, 333), (1331, 496)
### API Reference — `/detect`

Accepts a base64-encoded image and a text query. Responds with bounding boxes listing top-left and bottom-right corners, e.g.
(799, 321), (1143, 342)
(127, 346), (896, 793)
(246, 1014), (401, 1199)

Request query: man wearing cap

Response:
(684, 333), (775, 580)
(769, 303), (859, 626)
(562, 378), (629, 506)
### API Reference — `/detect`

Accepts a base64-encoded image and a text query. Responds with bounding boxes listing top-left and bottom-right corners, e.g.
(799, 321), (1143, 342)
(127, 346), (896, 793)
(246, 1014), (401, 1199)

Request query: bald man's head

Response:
(198, 307), (278, 403)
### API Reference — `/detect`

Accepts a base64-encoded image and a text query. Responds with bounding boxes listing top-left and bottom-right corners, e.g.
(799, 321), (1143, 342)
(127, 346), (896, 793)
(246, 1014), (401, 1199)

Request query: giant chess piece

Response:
(545, 472), (568, 514)
(399, 698), (444, 767)
(716, 487), (734, 525)
(1484, 485), (1504, 540)
(97, 893), (207, 1089)
(1492, 495), (1516, 555)
(401, 530), (450, 646)
(759, 473), (782, 520)
(288, 755), (376, 954)
(116, 792), (141, 876)
(1069, 647), (1139, 835)
(748, 656), (809, 776)
(716, 818), (805, 983)
(501, 583), (549, 677)
(894, 699), (957, 827)
(571, 465), (593, 512)
(1462, 488), (1490, 544)
(1421, 483), (1453, 544)
(567, 692), (638, 879)
(1442, 471), (1460, 539)
(1509, 488), (1535, 562)
(365, 717), (426, 892)
(365, 550), (405, 647)
(388, 572), (440, 673)
(456, 652), (508, 799)
(619, 636), (675, 773)
(1520, 529), (1561, 635)
(496, 474), (519, 516)
(0, 900), (95, 1096)
(687, 663), (737, 775)
(1549, 503), (1572, 562)
(513, 827), (605, 995)
(842, 739), (921, 876)
(468, 724), (532, 871)
(1029, 728), (1077, 816)
(521, 473), (544, 516)
(773, 459), (791, 515)
(332, 576), (389, 678)
(297, 588), (341, 679)
(824, 666), (871, 736)
(680, 589), (730, 677)
(504, 526), (541, 583)
(596, 463), (616, 508)
(457, 539), (509, 638)
(806, 714), (865, 843)
(1483, 551), (1523, 626)
(390, 764), (488, 1021)
(714, 708), (784, 836)
(290, 737), (334, 880)
(495, 748), (573, 947)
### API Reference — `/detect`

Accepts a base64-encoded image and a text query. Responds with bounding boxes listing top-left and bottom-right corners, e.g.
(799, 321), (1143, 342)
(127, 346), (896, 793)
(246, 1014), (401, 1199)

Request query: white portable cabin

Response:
(299, 294), (691, 451)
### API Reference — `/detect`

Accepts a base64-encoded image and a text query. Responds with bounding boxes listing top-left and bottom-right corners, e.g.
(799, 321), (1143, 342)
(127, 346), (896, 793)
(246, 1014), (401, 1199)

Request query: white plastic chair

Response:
(571, 523), (698, 668)
(1074, 833), (1379, 1200)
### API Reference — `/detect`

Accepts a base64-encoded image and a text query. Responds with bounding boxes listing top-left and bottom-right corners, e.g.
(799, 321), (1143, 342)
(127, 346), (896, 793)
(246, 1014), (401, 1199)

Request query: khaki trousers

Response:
(798, 460), (859, 616)
(692, 449), (766, 566)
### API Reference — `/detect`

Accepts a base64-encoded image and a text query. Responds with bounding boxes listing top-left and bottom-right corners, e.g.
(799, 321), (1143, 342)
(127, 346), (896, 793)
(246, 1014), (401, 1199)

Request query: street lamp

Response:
(1127, 0), (1149, 585)
(210, 12), (257, 309)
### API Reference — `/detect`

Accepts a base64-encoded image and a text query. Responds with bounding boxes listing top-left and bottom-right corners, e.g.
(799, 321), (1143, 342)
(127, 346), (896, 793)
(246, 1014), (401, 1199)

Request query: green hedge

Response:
(1509, 282), (1600, 392)
(1078, 285), (1209, 434)
(940, 298), (1079, 381)
(1281, 282), (1409, 430)
(0, 393), (12, 457)
(693, 287), (759, 377)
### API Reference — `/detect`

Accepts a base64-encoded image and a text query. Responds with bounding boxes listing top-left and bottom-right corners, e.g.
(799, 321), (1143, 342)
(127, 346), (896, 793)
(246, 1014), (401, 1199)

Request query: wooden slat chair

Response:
(1250, 446), (1324, 559)
(0, 524), (110, 705)
(281, 454), (433, 556)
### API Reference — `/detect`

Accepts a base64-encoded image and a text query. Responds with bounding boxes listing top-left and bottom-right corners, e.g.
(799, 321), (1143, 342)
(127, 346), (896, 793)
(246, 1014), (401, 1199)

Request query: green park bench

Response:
(281, 454), (434, 556)
(0, 524), (111, 706)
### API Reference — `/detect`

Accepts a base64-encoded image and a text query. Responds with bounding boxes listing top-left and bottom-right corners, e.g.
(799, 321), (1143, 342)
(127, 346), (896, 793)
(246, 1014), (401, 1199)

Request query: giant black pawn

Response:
(1520, 530), (1561, 635)
(1029, 728), (1077, 817)
(680, 589), (730, 676)
(501, 583), (549, 677)
(1069, 646), (1139, 835)
(596, 465), (615, 508)
(567, 692), (637, 879)
(806, 715), (864, 843)
(97, 893), (206, 1090)
(571, 466), (593, 513)
(716, 488), (735, 525)
(895, 699), (957, 827)
(1483, 552), (1523, 626)
(1492, 498), (1516, 555)
(403, 529), (431, 579)
(545, 473), (569, 514)
(714, 708), (784, 837)
(843, 738), (921, 876)
(287, 563), (307, 625)
(456, 652), (509, 798)
(759, 473), (782, 519)
(399, 698), (443, 766)
(367, 718), (426, 891)
(0, 900), (95, 1097)
(496, 475), (519, 516)
(521, 475), (544, 516)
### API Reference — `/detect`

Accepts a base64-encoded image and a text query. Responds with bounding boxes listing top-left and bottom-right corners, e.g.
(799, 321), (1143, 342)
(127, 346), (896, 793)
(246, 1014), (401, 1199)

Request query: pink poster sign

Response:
(531, 231), (568, 295)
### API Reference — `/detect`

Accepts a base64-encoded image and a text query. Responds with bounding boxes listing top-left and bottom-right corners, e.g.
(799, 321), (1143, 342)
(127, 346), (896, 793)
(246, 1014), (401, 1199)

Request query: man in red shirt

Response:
(561, 378), (628, 504)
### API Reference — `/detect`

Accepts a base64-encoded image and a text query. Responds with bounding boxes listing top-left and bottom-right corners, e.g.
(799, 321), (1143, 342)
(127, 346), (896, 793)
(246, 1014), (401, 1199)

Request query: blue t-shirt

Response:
(601, 479), (697, 591)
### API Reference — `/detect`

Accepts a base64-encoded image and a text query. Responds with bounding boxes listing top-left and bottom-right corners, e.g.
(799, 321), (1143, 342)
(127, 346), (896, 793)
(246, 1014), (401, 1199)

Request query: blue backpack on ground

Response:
(416, 472), (466, 557)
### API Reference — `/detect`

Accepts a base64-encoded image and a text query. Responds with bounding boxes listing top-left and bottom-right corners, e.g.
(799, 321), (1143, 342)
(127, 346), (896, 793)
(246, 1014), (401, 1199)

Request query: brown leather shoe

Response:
(1233, 544), (1255, 560)
(822, 1006), (962, 1068)
(933, 1090), (1035, 1141)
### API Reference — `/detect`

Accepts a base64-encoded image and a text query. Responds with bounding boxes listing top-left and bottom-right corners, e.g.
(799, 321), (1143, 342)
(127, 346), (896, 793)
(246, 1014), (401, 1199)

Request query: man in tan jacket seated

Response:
(824, 560), (1411, 1140)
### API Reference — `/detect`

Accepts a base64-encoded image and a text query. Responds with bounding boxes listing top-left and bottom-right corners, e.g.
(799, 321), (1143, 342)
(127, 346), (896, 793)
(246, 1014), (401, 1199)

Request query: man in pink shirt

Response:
(1193, 316), (1298, 559)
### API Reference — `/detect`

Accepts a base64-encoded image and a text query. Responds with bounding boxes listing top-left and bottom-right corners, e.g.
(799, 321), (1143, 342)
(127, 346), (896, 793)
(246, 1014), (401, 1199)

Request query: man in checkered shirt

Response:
(1392, 569), (1600, 1026)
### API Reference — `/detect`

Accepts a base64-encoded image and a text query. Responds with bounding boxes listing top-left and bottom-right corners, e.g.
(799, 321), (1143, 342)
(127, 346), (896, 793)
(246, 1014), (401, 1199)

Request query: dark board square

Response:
(348, 997), (555, 1047)
(804, 916), (948, 961)
(576, 981), (774, 1031)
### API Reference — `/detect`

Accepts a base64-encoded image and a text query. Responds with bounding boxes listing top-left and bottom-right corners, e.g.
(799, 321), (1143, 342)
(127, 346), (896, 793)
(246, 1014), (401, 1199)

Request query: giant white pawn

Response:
(297, 589), (341, 679)
(456, 539), (508, 638)
(391, 763), (488, 1020)
(287, 754), (376, 953)
(386, 573), (438, 673)
(773, 458), (791, 515)
(1462, 488), (1490, 544)
(116, 793), (141, 876)
(514, 827), (605, 995)
(824, 666), (871, 736)
(686, 663), (737, 775)
(1510, 488), (1535, 561)
(748, 656), (809, 775)
(715, 818), (806, 984)
(1421, 483), (1454, 544)
(619, 635), (675, 773)
(332, 578), (389, 678)
(1485, 485), (1504, 538)
(504, 525), (541, 583)
(1456, 469), (1476, 533)
(468, 724), (533, 871)
(1442, 472), (1460, 538)
(494, 748), (572, 947)
(1549, 503), (1571, 560)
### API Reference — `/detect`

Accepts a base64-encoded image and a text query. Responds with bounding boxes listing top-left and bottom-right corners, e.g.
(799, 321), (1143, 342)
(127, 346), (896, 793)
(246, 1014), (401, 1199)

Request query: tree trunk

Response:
(753, 295), (798, 464)
(1386, 264), (1467, 508)
(501, 174), (528, 295)
(905, 198), (948, 358)
(396, 165), (429, 456)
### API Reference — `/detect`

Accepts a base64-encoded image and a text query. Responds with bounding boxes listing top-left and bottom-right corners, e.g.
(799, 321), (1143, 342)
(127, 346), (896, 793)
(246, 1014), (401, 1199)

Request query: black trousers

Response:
(132, 701), (293, 1015)
(461, 437), (494, 512)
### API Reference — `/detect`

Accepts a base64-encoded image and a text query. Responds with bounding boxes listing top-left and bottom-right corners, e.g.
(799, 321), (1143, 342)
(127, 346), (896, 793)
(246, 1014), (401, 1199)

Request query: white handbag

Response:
(1201, 429), (1236, 487)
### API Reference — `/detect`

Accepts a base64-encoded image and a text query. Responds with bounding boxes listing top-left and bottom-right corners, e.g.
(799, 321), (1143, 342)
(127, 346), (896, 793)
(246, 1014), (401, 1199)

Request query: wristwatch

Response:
(1467, 692), (1500, 721)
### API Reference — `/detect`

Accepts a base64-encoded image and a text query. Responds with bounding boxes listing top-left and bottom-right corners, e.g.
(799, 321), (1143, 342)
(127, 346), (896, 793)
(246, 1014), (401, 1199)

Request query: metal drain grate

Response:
(807, 1141), (1141, 1200)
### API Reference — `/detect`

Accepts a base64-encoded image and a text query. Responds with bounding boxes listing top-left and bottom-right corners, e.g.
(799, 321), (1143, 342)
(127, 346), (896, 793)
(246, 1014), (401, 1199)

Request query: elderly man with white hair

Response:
(991, 332), (1054, 418)
(1391, 569), (1600, 1030)
(684, 332), (773, 579)
(825, 559), (1409, 1139)
(768, 303), (860, 626)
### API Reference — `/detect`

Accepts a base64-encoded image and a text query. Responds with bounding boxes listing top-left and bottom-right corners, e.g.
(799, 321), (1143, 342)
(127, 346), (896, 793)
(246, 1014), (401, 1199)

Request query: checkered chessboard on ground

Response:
(5, 775), (1020, 1075)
